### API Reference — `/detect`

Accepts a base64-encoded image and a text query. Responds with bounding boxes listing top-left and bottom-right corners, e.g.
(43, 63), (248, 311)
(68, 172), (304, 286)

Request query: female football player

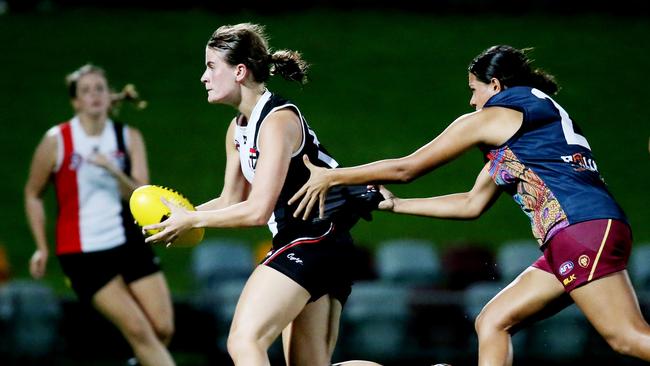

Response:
(289, 45), (650, 365)
(25, 64), (175, 366)
(144, 23), (381, 366)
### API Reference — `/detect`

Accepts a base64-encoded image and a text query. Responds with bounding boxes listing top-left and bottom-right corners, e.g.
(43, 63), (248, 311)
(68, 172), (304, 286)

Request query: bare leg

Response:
(282, 295), (341, 366)
(128, 272), (174, 345)
(227, 265), (311, 366)
(475, 267), (565, 366)
(93, 276), (175, 366)
(281, 295), (381, 366)
(571, 270), (650, 360)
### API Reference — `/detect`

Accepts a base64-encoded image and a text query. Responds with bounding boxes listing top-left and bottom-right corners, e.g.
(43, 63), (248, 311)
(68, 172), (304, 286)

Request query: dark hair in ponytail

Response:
(207, 23), (309, 85)
(269, 50), (309, 84)
(468, 45), (559, 95)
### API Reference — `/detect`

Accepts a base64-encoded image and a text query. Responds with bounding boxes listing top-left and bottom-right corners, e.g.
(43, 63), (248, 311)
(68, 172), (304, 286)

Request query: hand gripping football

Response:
(129, 185), (204, 247)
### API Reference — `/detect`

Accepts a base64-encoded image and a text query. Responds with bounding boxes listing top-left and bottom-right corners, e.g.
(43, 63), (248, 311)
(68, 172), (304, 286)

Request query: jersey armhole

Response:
(255, 104), (305, 157)
(484, 103), (528, 149)
(123, 124), (131, 150)
(52, 125), (64, 173)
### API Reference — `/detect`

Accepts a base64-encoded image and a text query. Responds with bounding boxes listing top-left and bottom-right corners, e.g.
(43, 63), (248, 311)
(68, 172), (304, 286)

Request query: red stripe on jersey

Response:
(54, 122), (82, 255)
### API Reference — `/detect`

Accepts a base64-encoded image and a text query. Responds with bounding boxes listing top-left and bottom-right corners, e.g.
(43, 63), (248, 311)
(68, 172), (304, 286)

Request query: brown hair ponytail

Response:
(111, 84), (147, 111)
(269, 50), (309, 84)
(207, 23), (310, 85)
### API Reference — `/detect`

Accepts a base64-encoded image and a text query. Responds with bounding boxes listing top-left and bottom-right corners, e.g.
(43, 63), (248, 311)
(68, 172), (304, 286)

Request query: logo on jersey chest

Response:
(67, 150), (124, 171)
(235, 136), (247, 152)
(560, 153), (598, 173)
(249, 147), (259, 170)
(69, 153), (83, 170)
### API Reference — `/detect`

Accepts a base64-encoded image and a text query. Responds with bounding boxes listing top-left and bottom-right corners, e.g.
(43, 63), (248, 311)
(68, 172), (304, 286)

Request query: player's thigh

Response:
(92, 276), (155, 338)
(230, 265), (311, 347)
(478, 267), (566, 331)
(128, 272), (174, 331)
(571, 270), (648, 337)
(285, 295), (342, 365)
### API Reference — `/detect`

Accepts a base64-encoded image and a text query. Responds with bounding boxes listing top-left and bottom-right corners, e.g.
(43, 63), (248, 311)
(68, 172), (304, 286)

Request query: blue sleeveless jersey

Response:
(483, 86), (626, 244)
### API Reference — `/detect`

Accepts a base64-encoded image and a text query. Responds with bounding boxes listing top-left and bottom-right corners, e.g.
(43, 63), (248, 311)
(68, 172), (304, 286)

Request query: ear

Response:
(234, 64), (248, 83)
(490, 78), (503, 92)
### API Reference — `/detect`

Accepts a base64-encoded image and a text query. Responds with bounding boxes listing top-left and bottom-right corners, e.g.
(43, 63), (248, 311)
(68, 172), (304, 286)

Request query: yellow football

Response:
(129, 185), (204, 247)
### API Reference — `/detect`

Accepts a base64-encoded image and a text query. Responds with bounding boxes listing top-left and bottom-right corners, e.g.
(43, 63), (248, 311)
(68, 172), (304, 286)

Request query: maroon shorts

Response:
(531, 219), (631, 292)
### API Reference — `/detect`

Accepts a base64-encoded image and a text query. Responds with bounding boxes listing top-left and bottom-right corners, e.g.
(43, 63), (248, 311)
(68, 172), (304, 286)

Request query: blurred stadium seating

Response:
(376, 239), (441, 287)
(0, 280), (61, 365)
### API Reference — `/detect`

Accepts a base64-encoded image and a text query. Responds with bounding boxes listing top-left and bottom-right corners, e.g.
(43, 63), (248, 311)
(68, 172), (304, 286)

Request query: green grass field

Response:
(1, 8), (648, 294)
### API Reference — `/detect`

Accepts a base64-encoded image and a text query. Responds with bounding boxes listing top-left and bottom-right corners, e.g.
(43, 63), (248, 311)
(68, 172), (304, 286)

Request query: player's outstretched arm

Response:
(383, 163), (500, 220)
(289, 107), (517, 219)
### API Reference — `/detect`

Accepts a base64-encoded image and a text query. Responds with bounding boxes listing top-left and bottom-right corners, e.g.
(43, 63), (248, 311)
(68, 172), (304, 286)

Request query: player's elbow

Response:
(463, 207), (483, 220)
(463, 197), (488, 220)
(248, 206), (273, 226)
(24, 186), (41, 203)
(395, 164), (420, 183)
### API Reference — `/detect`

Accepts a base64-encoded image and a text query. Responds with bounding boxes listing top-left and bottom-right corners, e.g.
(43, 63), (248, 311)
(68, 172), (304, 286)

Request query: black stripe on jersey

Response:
(251, 93), (382, 235)
(114, 121), (145, 243)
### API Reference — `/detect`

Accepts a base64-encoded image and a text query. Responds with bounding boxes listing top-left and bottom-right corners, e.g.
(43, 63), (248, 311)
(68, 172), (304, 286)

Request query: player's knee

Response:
(475, 307), (495, 335)
(603, 331), (640, 356)
(153, 318), (174, 345)
(120, 316), (156, 346)
(475, 306), (512, 336)
(227, 328), (263, 358)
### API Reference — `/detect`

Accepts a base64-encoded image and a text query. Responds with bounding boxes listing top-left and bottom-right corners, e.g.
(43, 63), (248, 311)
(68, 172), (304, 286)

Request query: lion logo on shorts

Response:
(578, 254), (590, 268)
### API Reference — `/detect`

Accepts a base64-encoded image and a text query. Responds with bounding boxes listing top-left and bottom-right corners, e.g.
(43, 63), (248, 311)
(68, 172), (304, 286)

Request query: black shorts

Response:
(58, 240), (161, 303)
(262, 222), (354, 305)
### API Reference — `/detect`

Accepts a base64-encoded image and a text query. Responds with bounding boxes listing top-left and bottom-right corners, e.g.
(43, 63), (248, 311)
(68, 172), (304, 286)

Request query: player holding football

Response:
(144, 23), (381, 366)
(25, 65), (175, 366)
(289, 45), (650, 365)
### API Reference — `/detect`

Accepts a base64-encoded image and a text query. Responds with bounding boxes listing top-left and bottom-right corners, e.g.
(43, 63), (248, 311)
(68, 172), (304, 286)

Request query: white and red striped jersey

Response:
(53, 117), (132, 255)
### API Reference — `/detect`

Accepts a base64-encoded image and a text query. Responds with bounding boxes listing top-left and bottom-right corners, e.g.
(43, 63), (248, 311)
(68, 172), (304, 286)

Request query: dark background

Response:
(0, 1), (649, 364)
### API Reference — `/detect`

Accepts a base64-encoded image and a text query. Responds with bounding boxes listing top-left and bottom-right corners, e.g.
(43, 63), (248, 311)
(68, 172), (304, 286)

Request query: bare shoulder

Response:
(475, 107), (523, 146)
(126, 125), (144, 141)
(260, 108), (302, 152)
(481, 106), (523, 121)
(41, 126), (60, 150)
(263, 108), (302, 132)
(267, 108), (300, 123)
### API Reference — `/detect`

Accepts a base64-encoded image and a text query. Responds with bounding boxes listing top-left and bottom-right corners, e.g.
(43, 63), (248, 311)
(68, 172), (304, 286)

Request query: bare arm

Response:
(383, 163), (501, 219)
(24, 129), (57, 278)
(290, 107), (521, 218)
(88, 126), (149, 199)
(144, 110), (302, 243)
(196, 119), (250, 211)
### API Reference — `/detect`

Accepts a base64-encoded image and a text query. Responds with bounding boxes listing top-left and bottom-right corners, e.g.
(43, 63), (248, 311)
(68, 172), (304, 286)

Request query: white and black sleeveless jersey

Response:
(235, 90), (349, 236)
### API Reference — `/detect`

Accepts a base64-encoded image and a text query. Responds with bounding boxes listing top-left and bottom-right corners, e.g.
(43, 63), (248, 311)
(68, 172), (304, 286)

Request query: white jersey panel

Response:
(69, 117), (127, 251)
